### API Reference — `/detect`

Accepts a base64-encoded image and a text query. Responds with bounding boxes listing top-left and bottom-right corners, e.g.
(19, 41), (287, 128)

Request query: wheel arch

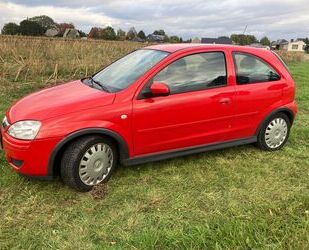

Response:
(48, 128), (130, 177)
(255, 107), (295, 135)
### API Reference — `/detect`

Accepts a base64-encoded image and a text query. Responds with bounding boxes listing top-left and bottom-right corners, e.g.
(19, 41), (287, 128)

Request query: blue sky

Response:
(1, 0), (308, 40)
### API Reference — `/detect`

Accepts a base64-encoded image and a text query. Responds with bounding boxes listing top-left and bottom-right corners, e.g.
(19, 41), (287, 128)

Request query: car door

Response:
(230, 52), (286, 138)
(132, 51), (236, 156)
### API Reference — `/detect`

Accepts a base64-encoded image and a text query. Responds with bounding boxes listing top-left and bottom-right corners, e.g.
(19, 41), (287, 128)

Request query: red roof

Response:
(145, 43), (265, 54)
(146, 43), (207, 53)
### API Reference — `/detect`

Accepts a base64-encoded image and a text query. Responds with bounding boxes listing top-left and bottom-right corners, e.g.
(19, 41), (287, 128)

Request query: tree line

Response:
(1, 15), (308, 51)
(0, 15), (267, 44)
(0, 16), (264, 44)
(1, 15), (184, 42)
(1, 16), (86, 37)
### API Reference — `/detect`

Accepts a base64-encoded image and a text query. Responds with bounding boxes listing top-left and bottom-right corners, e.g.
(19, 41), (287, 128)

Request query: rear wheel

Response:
(256, 113), (291, 151)
(61, 136), (117, 192)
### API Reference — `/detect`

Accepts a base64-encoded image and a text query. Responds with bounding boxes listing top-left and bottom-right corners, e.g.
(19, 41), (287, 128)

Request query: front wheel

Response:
(256, 113), (291, 151)
(61, 136), (117, 192)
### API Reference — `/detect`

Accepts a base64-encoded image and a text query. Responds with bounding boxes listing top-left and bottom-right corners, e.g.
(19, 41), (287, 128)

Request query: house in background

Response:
(287, 40), (306, 52)
(201, 36), (232, 44)
(271, 39), (306, 52)
(132, 37), (145, 43)
(45, 28), (59, 37)
(271, 39), (289, 50)
(63, 28), (80, 39)
(191, 37), (201, 43)
(147, 34), (165, 43)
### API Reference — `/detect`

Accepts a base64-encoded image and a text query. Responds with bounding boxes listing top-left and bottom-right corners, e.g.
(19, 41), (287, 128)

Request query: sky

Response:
(0, 0), (308, 40)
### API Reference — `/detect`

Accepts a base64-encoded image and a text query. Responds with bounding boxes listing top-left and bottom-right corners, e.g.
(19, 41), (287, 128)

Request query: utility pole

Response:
(243, 25), (248, 34)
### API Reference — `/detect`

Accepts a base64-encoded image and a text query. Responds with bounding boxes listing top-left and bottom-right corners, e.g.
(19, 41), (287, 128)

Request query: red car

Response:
(1, 44), (297, 191)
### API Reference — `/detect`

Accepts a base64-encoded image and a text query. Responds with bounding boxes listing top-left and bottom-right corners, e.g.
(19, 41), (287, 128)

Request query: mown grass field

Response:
(0, 36), (308, 249)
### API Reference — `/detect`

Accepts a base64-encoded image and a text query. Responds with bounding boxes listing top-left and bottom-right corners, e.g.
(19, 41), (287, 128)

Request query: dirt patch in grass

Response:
(90, 183), (108, 199)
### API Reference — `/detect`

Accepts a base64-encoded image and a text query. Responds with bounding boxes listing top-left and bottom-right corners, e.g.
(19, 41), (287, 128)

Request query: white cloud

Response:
(0, 0), (309, 40)
(0, 2), (119, 31)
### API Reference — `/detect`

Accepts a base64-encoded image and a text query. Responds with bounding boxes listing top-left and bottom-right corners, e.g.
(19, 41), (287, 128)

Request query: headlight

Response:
(8, 120), (41, 140)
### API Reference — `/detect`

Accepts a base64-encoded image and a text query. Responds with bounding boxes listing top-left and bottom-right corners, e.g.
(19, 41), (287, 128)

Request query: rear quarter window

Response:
(233, 52), (281, 85)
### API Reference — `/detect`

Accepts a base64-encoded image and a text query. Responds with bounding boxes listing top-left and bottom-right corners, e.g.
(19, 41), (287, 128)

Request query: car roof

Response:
(145, 43), (270, 54)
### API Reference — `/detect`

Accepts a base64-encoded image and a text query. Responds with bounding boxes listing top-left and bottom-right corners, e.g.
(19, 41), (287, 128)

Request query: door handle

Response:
(219, 98), (231, 105)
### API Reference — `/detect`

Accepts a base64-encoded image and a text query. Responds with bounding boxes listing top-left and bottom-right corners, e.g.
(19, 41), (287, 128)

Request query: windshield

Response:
(92, 49), (169, 92)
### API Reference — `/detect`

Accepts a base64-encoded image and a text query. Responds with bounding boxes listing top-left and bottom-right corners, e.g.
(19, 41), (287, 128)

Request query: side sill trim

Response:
(123, 136), (257, 166)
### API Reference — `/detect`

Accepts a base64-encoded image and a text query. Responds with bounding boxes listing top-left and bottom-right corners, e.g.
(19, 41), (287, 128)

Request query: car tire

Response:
(256, 112), (291, 151)
(60, 135), (117, 192)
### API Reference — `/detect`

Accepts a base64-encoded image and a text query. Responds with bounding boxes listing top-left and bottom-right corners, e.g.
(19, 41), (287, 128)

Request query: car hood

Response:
(8, 80), (115, 122)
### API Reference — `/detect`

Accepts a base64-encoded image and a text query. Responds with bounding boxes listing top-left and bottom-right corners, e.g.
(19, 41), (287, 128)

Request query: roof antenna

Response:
(243, 25), (248, 34)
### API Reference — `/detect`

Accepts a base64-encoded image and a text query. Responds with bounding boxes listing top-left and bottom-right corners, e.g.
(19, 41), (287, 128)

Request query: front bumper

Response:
(1, 127), (62, 177)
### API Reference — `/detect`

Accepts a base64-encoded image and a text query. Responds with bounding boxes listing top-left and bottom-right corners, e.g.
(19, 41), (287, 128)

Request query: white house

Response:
(63, 29), (80, 39)
(287, 40), (306, 52)
(191, 37), (201, 43)
(271, 39), (306, 52)
(45, 28), (59, 37)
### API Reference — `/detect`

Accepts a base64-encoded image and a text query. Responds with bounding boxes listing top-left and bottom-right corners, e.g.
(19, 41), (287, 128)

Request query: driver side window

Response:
(153, 52), (227, 94)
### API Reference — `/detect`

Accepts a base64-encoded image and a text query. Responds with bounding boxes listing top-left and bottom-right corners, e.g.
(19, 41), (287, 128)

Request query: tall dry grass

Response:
(1, 35), (304, 84)
(0, 35), (305, 97)
(276, 50), (305, 63)
(0, 35), (144, 85)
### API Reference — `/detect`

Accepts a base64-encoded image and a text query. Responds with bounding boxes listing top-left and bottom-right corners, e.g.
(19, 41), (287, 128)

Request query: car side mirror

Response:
(150, 81), (170, 97)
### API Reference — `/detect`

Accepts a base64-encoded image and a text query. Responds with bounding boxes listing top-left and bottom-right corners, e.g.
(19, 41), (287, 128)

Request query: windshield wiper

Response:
(89, 76), (111, 93)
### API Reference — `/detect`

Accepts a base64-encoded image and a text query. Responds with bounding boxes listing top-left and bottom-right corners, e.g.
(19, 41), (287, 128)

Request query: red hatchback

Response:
(1, 44), (297, 191)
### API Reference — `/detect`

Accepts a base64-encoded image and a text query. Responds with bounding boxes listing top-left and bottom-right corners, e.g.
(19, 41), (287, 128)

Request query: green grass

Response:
(0, 41), (309, 248)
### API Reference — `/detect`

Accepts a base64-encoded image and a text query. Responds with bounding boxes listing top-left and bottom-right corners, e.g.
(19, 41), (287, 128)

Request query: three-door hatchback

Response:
(1, 44), (297, 191)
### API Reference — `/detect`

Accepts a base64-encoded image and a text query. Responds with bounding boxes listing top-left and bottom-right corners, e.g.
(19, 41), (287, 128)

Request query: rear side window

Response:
(233, 52), (280, 85)
(154, 52), (227, 94)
